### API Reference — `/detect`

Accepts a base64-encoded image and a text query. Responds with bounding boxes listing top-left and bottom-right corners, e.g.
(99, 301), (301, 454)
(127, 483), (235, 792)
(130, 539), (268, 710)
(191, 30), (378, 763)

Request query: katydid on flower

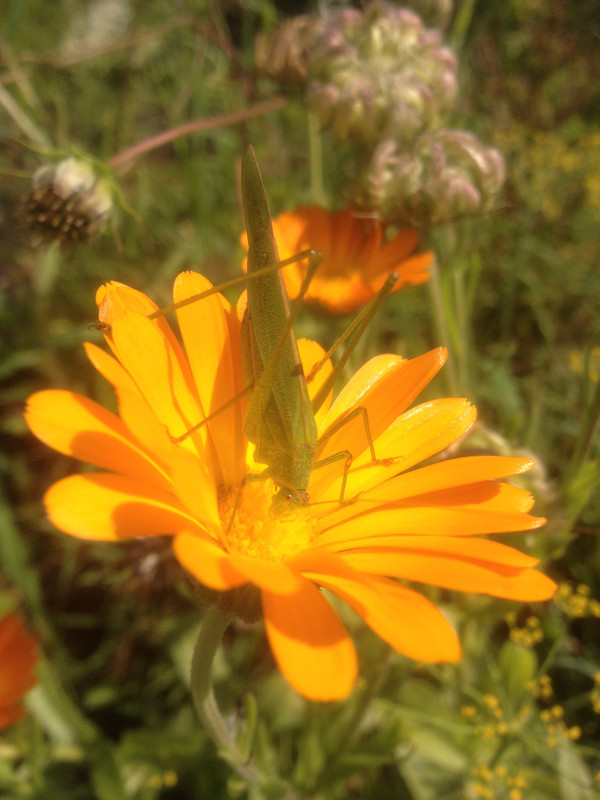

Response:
(240, 147), (321, 513)
(240, 146), (397, 514)
(140, 147), (398, 515)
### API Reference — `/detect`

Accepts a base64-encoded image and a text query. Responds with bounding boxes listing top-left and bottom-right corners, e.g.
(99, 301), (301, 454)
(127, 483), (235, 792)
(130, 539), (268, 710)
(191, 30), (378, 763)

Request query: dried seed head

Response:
(306, 2), (458, 147)
(353, 131), (506, 226)
(26, 157), (113, 247)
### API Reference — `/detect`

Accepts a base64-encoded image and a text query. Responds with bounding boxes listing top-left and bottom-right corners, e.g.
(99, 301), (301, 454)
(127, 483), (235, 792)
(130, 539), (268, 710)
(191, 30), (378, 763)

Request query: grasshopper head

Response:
(271, 487), (310, 516)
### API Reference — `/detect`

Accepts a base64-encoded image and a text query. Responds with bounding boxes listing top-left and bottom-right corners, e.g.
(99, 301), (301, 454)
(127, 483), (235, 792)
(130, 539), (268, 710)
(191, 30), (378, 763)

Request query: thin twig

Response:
(108, 97), (287, 169)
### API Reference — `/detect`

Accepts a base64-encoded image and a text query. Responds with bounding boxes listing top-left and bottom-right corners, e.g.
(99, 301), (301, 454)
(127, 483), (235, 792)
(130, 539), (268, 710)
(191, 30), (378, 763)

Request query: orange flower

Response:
(0, 611), (37, 729)
(241, 206), (432, 314)
(25, 273), (555, 701)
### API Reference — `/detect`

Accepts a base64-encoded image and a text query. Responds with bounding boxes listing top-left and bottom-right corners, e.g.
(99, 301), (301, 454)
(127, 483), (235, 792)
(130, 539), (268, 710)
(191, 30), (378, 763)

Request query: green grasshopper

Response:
(239, 147), (397, 515)
(142, 147), (397, 516)
(240, 147), (320, 514)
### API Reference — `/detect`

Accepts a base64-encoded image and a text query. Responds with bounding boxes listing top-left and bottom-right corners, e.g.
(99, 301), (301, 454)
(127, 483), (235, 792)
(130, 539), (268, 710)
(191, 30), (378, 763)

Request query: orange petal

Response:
(169, 447), (221, 533)
(84, 342), (174, 462)
(368, 252), (432, 293)
(352, 456), (536, 505)
(25, 391), (171, 490)
(370, 227), (421, 271)
(340, 534), (542, 565)
(318, 353), (406, 441)
(228, 553), (303, 595)
(293, 549), (460, 663)
(0, 707), (27, 729)
(262, 579), (357, 701)
(316, 501), (545, 548)
(308, 274), (372, 314)
(174, 272), (246, 486)
(97, 280), (159, 319)
(173, 533), (247, 591)
(269, 210), (313, 298)
(45, 473), (198, 540)
(109, 311), (204, 449)
(84, 341), (134, 393)
(98, 281), (201, 405)
(97, 281), (186, 368)
(319, 348), (445, 446)
(337, 537), (557, 600)
(312, 398), (477, 503)
(404, 481), (536, 513)
(0, 613), (37, 707)
(326, 576), (460, 663)
(360, 397), (477, 471)
(317, 467), (540, 532)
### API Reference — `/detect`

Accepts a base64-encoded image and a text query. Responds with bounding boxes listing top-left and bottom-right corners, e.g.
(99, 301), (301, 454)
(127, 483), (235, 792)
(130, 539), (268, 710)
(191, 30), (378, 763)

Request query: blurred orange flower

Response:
(25, 273), (555, 701)
(0, 611), (37, 729)
(241, 206), (432, 313)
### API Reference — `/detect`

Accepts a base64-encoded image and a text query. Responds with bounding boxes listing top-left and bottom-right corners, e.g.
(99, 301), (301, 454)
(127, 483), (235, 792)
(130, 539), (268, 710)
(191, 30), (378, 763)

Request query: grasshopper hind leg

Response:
(313, 404), (395, 506)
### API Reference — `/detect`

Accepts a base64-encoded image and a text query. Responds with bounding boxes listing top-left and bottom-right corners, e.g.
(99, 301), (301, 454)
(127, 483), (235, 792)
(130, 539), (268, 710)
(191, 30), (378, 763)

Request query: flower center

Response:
(219, 480), (317, 562)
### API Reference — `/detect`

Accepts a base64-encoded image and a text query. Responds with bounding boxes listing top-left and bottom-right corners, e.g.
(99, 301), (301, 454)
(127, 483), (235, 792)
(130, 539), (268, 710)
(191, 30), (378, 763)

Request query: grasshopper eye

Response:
(286, 491), (309, 507)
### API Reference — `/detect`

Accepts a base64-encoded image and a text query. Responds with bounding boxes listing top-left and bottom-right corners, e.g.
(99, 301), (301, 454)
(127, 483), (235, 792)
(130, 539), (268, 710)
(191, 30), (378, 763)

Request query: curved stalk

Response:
(109, 98), (286, 169)
(190, 605), (298, 798)
(190, 607), (253, 772)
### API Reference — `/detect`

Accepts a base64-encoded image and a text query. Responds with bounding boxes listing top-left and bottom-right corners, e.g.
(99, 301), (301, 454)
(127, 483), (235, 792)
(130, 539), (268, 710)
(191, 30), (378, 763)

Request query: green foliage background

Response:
(1, 1), (599, 798)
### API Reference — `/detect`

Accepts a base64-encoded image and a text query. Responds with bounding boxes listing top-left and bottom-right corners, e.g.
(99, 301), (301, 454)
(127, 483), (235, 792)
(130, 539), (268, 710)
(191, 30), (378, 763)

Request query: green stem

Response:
(428, 255), (458, 395)
(565, 370), (600, 488)
(307, 110), (327, 206)
(452, 266), (470, 394)
(191, 607), (301, 798)
(0, 82), (52, 149)
(32, 656), (100, 745)
(190, 606), (264, 787)
(450, 0), (477, 52)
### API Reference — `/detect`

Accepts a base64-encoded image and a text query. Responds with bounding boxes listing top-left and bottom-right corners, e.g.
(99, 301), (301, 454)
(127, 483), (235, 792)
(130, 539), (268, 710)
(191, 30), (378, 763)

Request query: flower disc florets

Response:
(219, 481), (317, 562)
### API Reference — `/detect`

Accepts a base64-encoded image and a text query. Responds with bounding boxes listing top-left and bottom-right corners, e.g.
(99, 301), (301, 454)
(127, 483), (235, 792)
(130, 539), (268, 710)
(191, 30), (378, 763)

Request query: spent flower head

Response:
(26, 273), (556, 700)
(27, 156), (113, 247)
(353, 131), (506, 225)
(257, 3), (458, 147)
(255, 3), (505, 227)
(307, 3), (458, 147)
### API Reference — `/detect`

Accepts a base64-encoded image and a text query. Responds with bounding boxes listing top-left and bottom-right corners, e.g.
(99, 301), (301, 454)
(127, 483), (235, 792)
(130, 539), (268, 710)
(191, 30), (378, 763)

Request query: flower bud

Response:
(26, 157), (113, 246)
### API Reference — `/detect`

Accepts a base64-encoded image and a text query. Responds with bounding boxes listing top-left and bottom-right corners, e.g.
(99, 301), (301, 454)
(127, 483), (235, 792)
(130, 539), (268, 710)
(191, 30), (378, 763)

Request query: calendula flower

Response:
(25, 273), (555, 701)
(241, 206), (432, 314)
(0, 611), (37, 729)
